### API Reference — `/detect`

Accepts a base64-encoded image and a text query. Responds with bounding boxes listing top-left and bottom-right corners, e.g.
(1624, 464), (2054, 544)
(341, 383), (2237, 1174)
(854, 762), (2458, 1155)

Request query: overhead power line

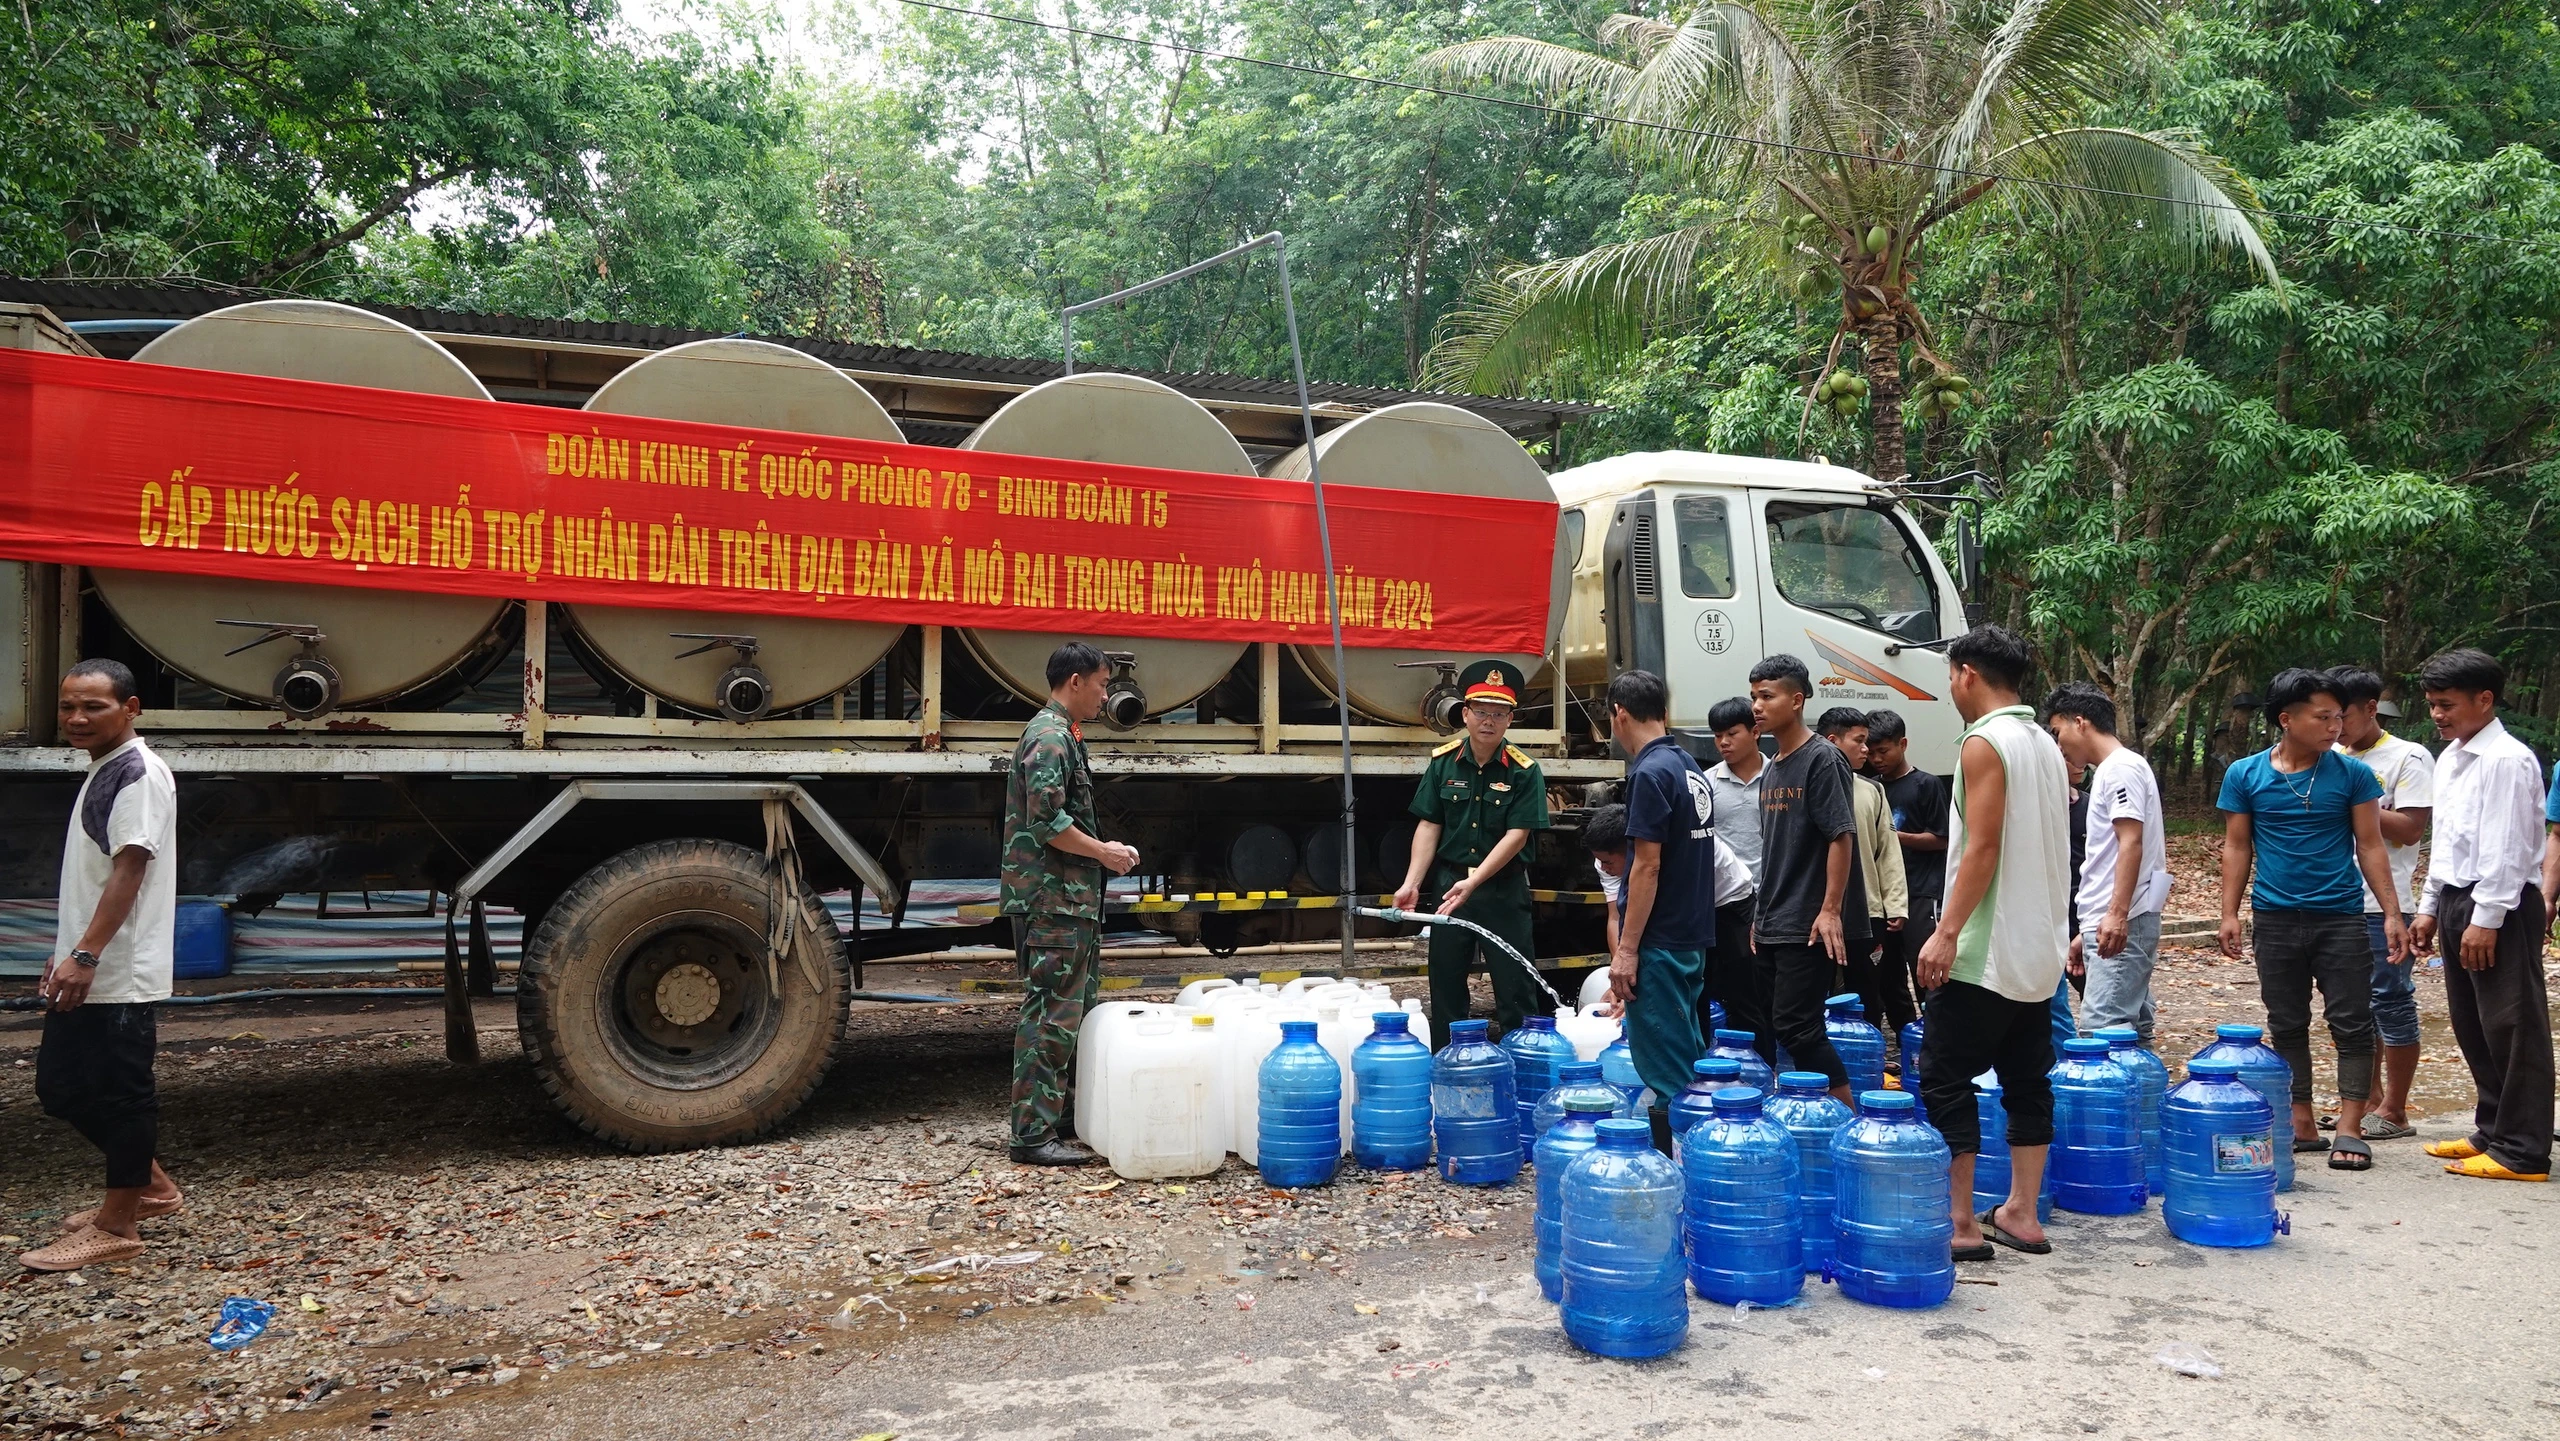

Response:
(895, 0), (2548, 252)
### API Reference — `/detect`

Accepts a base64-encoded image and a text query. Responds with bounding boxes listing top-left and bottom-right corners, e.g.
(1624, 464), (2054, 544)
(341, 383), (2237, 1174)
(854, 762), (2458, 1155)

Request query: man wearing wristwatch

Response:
(19, 659), (183, 1272)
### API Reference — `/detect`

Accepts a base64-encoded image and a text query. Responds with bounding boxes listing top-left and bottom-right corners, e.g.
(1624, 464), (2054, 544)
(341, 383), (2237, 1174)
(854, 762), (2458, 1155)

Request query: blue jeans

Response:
(2080, 912), (2162, 1041)
(2366, 912), (2420, 1048)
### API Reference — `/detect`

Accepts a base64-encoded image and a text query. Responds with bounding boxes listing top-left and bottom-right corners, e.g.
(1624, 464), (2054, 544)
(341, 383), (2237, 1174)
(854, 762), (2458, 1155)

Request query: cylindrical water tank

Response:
(1265, 403), (1570, 726)
(102, 301), (512, 708)
(954, 373), (1253, 721)
(567, 339), (910, 715)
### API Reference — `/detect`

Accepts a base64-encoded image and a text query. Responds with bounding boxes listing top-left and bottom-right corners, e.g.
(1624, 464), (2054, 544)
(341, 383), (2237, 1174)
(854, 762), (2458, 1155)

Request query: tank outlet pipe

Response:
(1353, 906), (1564, 1011)
(1098, 650), (1148, 731)
(1064, 232), (1359, 971)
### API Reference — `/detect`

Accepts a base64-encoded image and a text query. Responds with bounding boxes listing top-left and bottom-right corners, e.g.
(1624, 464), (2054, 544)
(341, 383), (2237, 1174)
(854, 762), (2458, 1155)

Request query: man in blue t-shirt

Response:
(2217, 667), (2408, 1174)
(1604, 668), (1714, 1152)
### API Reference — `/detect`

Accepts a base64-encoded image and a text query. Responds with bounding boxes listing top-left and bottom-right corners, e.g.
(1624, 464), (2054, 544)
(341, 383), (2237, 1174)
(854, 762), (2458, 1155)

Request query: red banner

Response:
(0, 349), (1556, 652)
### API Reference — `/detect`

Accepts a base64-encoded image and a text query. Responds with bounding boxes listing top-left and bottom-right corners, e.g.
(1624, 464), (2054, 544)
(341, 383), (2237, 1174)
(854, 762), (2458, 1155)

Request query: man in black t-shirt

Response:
(1868, 709), (1948, 1051)
(1604, 669), (1715, 1150)
(1749, 654), (1863, 1100)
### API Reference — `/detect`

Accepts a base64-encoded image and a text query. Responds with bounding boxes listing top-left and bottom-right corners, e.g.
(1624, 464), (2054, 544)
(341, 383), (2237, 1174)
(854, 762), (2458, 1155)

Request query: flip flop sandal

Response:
(18, 1224), (145, 1273)
(61, 1192), (185, 1232)
(2360, 1116), (2417, 1141)
(2316, 1114), (2338, 1132)
(2423, 1138), (2483, 1160)
(1952, 1241), (1996, 1263)
(1977, 1209), (2051, 1255)
(2328, 1136), (2373, 1171)
(2443, 1153), (2549, 1182)
(2291, 1135), (2331, 1153)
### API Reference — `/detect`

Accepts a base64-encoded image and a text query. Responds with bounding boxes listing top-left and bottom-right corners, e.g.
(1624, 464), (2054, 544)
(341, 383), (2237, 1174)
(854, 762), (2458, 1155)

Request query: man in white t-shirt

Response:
(2329, 668), (2433, 1140)
(20, 660), (183, 1274)
(2043, 683), (2173, 1041)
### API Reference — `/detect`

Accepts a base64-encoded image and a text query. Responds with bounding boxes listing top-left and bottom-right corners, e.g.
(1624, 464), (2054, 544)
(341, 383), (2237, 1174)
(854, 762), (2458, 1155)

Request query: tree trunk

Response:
(1859, 313), (1907, 484)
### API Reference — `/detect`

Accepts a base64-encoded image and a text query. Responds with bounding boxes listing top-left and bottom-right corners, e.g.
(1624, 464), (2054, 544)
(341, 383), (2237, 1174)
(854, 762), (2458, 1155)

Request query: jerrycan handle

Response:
(1819, 1259), (1838, 1286)
(2275, 1210), (2292, 1236)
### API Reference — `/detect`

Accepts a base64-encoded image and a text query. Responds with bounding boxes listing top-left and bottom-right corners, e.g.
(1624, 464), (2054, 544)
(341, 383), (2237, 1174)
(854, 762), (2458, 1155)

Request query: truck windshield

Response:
(1765, 501), (1941, 642)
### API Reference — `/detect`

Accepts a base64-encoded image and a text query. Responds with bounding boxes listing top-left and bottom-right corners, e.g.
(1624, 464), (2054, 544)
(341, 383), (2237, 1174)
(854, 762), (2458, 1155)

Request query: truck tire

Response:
(517, 838), (849, 1152)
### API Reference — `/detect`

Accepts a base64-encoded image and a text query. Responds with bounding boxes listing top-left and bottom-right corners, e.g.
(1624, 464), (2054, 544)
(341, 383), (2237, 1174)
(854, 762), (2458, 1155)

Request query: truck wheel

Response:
(517, 838), (849, 1152)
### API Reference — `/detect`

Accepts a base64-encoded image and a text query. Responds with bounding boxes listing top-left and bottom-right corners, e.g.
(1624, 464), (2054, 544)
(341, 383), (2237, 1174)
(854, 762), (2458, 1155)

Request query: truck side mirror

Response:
(1952, 510), (1982, 597)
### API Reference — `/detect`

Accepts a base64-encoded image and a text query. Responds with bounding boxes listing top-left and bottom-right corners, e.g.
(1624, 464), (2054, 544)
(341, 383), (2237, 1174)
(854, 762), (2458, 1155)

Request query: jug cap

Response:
(1823, 993), (1864, 1013)
(2094, 1026), (2141, 1044)
(1449, 1019), (1490, 1042)
(1279, 1019), (1319, 1040)
(1776, 1070), (1832, 1093)
(1709, 1087), (1765, 1115)
(2189, 1057), (2243, 1078)
(1523, 1014), (1558, 1031)
(1594, 1118), (1652, 1148)
(2061, 1037), (2111, 1057)
(1370, 1011), (1410, 1033)
(1563, 1094), (1620, 1115)
(1712, 1028), (1755, 1047)
(1191, 1014), (1216, 1028)
(1698, 1057), (1742, 1080)
(2213, 1023), (2265, 1042)
(1858, 1090), (1916, 1115)
(1557, 1060), (1602, 1081)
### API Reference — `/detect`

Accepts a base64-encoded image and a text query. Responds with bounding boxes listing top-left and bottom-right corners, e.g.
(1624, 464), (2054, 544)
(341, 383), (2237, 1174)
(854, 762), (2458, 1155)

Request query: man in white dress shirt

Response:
(2410, 649), (2551, 1182)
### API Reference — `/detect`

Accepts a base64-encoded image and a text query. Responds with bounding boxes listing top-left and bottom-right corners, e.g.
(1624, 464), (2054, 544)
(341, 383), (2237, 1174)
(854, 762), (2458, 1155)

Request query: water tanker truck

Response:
(0, 288), (1965, 1152)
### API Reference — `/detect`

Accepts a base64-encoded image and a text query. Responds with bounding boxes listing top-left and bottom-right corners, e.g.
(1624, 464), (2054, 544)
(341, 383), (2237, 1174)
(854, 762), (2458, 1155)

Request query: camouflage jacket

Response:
(999, 701), (1102, 920)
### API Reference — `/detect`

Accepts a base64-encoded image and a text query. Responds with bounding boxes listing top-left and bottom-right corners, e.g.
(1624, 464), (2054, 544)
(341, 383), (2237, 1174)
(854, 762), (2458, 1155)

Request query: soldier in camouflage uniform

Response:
(1000, 642), (1140, 1166)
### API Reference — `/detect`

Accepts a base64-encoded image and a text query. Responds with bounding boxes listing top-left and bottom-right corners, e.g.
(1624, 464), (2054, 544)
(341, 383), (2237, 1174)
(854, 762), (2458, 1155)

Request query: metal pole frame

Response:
(1061, 233), (1360, 970)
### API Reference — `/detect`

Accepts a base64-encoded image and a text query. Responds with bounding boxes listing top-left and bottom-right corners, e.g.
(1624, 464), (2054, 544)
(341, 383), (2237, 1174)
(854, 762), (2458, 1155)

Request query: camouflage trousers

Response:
(1009, 914), (1102, 1146)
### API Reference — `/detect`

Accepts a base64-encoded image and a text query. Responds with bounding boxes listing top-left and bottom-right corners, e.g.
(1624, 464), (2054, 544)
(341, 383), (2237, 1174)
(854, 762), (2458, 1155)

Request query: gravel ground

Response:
(0, 931), (2541, 1437)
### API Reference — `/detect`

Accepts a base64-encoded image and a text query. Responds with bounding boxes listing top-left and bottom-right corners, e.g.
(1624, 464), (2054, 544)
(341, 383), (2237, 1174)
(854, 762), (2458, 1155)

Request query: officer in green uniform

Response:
(1395, 659), (1550, 1049)
(999, 642), (1140, 1166)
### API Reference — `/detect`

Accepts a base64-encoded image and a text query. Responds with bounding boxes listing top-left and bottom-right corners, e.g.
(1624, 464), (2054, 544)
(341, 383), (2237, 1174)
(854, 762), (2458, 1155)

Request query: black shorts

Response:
(36, 1001), (161, 1189)
(1916, 980), (2054, 1155)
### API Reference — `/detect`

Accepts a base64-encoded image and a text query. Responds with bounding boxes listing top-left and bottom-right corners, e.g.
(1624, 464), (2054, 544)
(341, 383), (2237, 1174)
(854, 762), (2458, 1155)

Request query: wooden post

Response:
(521, 599), (548, 749)
(919, 625), (944, 750)
(1259, 641), (1281, 754)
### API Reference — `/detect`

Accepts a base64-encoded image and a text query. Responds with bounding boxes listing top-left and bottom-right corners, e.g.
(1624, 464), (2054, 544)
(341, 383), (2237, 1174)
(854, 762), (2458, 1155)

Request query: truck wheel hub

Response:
(654, 962), (723, 1028)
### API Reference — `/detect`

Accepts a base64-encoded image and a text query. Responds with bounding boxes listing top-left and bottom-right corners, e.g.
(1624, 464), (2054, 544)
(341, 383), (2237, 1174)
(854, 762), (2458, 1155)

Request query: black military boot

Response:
(1010, 1137), (1102, 1166)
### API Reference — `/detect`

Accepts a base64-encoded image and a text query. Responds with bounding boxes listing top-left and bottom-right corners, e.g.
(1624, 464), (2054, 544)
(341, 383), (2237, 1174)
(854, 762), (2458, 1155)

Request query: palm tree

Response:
(1419, 0), (2278, 485)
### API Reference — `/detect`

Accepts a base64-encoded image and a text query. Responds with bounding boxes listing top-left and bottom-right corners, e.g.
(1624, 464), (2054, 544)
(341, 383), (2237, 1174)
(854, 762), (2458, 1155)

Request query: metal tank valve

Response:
(217, 619), (342, 720)
(1397, 661), (1466, 734)
(671, 633), (773, 722)
(1100, 651), (1148, 731)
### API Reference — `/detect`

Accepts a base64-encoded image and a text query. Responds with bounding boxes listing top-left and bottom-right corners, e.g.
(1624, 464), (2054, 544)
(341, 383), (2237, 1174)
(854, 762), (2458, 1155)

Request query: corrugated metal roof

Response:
(0, 277), (1601, 437)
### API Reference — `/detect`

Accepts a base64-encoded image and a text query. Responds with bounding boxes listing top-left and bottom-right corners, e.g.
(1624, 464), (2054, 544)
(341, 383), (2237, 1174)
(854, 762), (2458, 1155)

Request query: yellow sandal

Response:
(2443, 1153), (2548, 1182)
(2422, 1138), (2482, 1160)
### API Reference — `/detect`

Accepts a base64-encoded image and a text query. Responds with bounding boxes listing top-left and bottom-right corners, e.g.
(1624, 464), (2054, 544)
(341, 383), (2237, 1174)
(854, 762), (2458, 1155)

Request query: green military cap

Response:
(1457, 658), (1520, 708)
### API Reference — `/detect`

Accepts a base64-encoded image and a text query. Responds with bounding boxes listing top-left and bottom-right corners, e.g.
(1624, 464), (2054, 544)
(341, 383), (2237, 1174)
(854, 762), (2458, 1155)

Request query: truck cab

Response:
(1553, 451), (1965, 775)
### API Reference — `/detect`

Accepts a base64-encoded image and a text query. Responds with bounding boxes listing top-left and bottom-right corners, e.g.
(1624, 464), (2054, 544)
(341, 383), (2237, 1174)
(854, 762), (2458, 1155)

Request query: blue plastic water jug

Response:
(1682, 1088), (1804, 1306)
(173, 900), (233, 980)
(1434, 1019), (1522, 1185)
(2049, 1037), (2145, 1213)
(1899, 1017), (1927, 1124)
(1709, 1029), (1775, 1093)
(1971, 1071), (2054, 1223)
(1824, 994), (1887, 1098)
(1765, 1071), (1854, 1275)
(1597, 1030), (1650, 1114)
(1533, 1096), (1618, 1301)
(1352, 1011), (1434, 1171)
(1258, 1020), (1342, 1188)
(2192, 1023), (2295, 1192)
(1501, 1015), (1580, 1155)
(1533, 1060), (1631, 1136)
(2095, 1026), (2169, 1200)
(1707, 999), (1726, 1036)
(1559, 1119), (1688, 1358)
(2162, 1057), (2285, 1248)
(1667, 1057), (1745, 1152)
(1829, 1091), (1954, 1310)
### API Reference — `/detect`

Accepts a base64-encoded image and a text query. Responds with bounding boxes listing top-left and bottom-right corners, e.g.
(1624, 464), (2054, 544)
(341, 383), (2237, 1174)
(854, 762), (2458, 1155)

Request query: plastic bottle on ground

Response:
(2190, 1023), (2296, 1193)
(1830, 1091), (1954, 1310)
(2049, 1037), (2145, 1213)
(1533, 1096), (1617, 1301)
(1971, 1071), (2055, 1223)
(1667, 1058), (1746, 1156)
(1351, 1011), (1433, 1172)
(1433, 1019), (1522, 1186)
(1824, 994), (1887, 1098)
(2095, 1025), (2169, 1201)
(1765, 1071), (1855, 1277)
(1709, 1028), (1776, 1093)
(1559, 1118), (1689, 1357)
(1552, 1005), (1619, 1062)
(1500, 1015), (1580, 1157)
(1682, 1087), (1805, 1307)
(1532, 1060), (1632, 1137)
(1257, 1019), (1341, 1188)
(1597, 1031), (1652, 1116)
(2162, 1057), (2283, 1248)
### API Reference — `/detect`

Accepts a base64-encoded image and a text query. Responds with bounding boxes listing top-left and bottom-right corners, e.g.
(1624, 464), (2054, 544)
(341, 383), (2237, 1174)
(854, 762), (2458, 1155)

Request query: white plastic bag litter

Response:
(2155, 1341), (2222, 1379)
